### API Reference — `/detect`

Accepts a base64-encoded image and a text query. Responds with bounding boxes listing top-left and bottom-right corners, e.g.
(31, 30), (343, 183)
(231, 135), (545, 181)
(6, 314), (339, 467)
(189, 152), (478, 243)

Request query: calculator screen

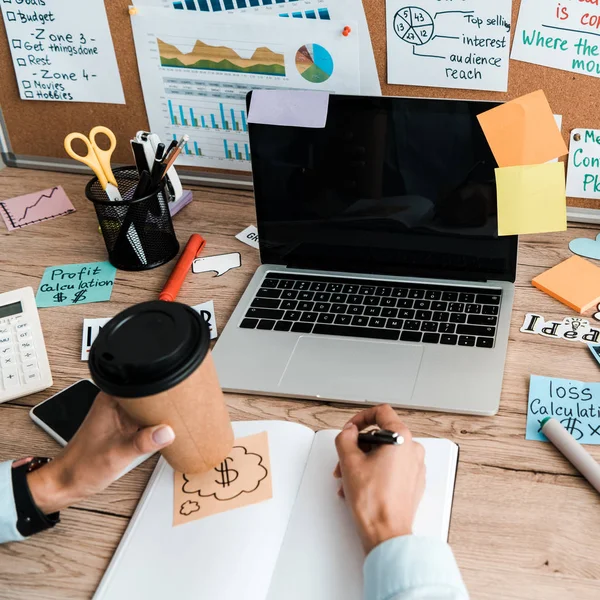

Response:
(0, 301), (22, 319)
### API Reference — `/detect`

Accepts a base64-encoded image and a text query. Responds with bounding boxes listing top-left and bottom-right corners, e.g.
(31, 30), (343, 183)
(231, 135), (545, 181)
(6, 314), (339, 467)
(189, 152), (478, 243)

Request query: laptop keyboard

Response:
(239, 272), (502, 348)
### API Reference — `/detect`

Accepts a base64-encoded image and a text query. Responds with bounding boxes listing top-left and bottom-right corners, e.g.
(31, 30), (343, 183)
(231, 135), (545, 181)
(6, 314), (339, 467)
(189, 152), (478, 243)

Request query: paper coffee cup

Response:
(88, 301), (233, 473)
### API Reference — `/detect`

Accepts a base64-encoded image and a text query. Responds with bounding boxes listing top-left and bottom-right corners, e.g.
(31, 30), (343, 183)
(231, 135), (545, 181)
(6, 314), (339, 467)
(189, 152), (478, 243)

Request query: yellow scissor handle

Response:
(88, 126), (118, 188)
(64, 131), (109, 190)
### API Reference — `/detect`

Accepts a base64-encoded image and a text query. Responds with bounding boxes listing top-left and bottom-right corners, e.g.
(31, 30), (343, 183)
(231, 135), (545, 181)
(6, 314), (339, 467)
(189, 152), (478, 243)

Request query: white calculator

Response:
(0, 287), (53, 404)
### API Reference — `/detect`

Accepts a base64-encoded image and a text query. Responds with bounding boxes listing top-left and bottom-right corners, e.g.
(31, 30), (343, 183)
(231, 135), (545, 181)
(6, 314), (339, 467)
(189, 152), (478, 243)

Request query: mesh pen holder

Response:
(86, 166), (180, 271)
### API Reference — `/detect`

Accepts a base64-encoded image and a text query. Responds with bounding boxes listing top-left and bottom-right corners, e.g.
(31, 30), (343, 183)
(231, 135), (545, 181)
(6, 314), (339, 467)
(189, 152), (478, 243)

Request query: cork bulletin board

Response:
(0, 0), (599, 211)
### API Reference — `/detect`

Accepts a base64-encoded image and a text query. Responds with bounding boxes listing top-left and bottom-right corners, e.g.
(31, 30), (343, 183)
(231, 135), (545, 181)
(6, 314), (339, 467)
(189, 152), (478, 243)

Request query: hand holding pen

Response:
(333, 405), (426, 554)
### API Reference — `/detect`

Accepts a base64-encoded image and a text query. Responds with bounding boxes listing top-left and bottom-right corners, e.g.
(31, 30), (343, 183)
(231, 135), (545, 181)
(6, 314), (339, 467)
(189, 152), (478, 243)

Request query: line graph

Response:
(0, 186), (75, 232)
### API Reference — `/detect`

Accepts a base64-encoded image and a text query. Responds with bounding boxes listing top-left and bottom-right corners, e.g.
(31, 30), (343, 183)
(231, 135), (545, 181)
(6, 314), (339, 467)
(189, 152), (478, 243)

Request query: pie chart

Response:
(393, 7), (435, 46)
(295, 43), (334, 83)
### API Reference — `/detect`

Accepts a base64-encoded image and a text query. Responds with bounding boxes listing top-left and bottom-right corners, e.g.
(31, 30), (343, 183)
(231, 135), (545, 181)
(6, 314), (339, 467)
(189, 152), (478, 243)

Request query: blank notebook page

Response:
(266, 432), (458, 600)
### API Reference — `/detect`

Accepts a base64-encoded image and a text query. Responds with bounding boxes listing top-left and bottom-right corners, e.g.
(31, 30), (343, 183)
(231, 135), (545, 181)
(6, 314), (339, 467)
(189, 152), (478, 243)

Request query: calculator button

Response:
(14, 322), (29, 332)
(0, 335), (12, 345)
(19, 341), (34, 353)
(16, 331), (31, 342)
(22, 360), (38, 372)
(0, 345), (14, 357)
(23, 370), (41, 383)
(21, 350), (36, 360)
(2, 367), (19, 387)
(0, 326), (10, 336)
(1, 355), (16, 368)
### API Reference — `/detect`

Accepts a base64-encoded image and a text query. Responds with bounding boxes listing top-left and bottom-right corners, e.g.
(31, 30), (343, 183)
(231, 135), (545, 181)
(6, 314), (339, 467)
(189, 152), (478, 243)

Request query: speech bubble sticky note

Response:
(192, 253), (241, 277)
(173, 431), (273, 526)
(566, 129), (600, 200)
(477, 90), (568, 167)
(235, 225), (259, 249)
(495, 162), (567, 236)
(570, 234), (600, 261)
(36, 261), (117, 308)
(526, 375), (600, 444)
(532, 256), (600, 314)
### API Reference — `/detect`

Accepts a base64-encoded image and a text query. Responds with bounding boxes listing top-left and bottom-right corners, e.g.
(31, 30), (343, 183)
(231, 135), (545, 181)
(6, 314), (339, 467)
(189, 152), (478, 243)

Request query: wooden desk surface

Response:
(0, 167), (599, 599)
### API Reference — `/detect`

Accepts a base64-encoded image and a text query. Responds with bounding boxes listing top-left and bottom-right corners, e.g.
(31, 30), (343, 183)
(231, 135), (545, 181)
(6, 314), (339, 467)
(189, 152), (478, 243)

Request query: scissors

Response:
(64, 126), (121, 201)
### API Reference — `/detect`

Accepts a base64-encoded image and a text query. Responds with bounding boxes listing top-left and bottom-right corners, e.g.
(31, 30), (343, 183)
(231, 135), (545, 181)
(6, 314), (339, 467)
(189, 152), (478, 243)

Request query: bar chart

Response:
(170, 133), (251, 162)
(173, 0), (305, 10)
(168, 99), (248, 132)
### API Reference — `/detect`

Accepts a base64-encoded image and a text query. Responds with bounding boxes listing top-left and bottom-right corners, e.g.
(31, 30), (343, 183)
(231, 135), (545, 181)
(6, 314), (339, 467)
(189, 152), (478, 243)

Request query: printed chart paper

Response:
(173, 431), (273, 526)
(136, 0), (381, 95)
(527, 375), (600, 445)
(566, 129), (600, 200)
(0, 0), (124, 103)
(130, 6), (360, 172)
(512, 0), (600, 80)
(0, 186), (75, 231)
(36, 262), (116, 308)
(385, 0), (511, 91)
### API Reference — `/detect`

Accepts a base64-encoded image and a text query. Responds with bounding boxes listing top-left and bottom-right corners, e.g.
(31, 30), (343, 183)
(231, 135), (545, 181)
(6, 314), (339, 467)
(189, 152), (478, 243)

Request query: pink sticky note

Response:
(0, 186), (75, 231)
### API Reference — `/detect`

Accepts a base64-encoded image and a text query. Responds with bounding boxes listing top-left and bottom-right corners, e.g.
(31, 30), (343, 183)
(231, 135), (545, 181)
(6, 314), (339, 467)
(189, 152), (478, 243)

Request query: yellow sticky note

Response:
(477, 90), (568, 167)
(495, 162), (567, 236)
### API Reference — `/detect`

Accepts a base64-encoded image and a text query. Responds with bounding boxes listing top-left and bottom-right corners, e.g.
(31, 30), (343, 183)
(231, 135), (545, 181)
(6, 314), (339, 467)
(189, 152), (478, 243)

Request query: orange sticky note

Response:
(173, 432), (273, 526)
(477, 90), (568, 167)
(532, 256), (600, 314)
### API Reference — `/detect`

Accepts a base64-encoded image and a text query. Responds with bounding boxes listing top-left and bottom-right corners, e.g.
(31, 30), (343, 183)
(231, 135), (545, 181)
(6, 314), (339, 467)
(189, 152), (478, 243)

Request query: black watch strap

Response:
(11, 458), (60, 537)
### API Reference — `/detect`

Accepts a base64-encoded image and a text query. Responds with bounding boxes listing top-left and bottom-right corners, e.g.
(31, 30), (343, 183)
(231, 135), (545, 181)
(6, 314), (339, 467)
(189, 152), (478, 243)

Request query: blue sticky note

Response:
(526, 375), (600, 444)
(36, 261), (116, 308)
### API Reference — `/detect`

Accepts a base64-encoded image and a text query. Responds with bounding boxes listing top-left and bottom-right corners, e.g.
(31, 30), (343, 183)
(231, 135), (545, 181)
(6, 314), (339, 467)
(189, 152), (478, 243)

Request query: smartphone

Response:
(30, 380), (153, 474)
(30, 379), (99, 446)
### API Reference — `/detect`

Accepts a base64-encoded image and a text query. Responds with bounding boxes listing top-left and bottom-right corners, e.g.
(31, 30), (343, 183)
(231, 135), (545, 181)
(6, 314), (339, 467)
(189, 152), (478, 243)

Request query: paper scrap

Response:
(385, 0), (511, 92)
(235, 225), (259, 250)
(570, 234), (600, 261)
(512, 0), (600, 81)
(521, 313), (600, 344)
(192, 300), (218, 340)
(81, 301), (216, 361)
(248, 90), (329, 128)
(495, 162), (567, 236)
(527, 375), (600, 444)
(192, 253), (241, 277)
(81, 317), (112, 361)
(0, 186), (75, 231)
(566, 129), (600, 200)
(0, 0), (124, 104)
(36, 262), (116, 308)
(590, 344), (600, 366)
(595, 305), (600, 323)
(477, 90), (568, 168)
(173, 431), (272, 526)
(532, 256), (600, 314)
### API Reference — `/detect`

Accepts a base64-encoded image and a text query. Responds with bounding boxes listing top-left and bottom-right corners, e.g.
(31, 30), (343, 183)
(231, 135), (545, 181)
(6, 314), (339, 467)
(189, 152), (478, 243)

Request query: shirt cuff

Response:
(0, 461), (26, 544)
(363, 535), (468, 600)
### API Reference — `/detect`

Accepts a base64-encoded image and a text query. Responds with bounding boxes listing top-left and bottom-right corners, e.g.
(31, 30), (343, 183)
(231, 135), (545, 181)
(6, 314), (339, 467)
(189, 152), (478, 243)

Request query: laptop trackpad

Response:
(278, 336), (424, 404)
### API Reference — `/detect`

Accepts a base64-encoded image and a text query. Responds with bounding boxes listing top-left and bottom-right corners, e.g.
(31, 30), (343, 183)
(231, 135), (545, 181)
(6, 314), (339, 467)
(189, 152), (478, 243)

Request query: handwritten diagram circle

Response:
(295, 43), (334, 83)
(393, 7), (434, 46)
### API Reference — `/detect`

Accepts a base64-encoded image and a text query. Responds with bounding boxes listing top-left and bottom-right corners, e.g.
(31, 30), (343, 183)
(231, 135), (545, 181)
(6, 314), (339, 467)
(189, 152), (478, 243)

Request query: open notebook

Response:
(94, 420), (458, 600)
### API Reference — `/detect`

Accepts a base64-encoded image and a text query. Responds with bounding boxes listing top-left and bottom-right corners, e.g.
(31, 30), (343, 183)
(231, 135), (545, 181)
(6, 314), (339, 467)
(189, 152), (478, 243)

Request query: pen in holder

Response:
(86, 166), (179, 271)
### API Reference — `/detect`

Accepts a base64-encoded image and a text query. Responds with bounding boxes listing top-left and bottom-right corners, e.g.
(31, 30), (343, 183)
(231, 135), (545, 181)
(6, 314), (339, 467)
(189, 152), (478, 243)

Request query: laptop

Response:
(213, 94), (517, 416)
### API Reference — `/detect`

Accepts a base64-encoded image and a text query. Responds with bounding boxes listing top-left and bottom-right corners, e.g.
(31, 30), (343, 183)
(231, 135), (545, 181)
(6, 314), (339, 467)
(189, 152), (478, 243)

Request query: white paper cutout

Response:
(193, 253), (242, 277)
(235, 225), (259, 250)
(520, 313), (600, 344)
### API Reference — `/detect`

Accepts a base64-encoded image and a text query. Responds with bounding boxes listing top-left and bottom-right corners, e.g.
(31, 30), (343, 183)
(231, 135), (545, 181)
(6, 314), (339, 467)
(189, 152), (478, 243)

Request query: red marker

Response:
(159, 233), (206, 302)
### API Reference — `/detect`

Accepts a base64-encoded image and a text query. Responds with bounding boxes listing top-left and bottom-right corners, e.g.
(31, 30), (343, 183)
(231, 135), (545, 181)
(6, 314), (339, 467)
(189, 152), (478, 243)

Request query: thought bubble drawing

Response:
(180, 500), (201, 516)
(182, 445), (268, 502)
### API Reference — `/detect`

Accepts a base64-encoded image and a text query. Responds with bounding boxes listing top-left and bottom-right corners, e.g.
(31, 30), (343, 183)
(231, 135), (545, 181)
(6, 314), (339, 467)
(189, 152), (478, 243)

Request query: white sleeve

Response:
(0, 461), (25, 544)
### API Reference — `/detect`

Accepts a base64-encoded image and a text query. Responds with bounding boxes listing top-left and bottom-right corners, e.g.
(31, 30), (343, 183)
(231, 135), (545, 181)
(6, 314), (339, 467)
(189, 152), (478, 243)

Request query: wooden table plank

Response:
(1, 167), (600, 599)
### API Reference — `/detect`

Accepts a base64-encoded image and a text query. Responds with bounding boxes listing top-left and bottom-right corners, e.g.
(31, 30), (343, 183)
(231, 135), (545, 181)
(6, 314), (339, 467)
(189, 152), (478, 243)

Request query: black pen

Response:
(358, 429), (404, 446)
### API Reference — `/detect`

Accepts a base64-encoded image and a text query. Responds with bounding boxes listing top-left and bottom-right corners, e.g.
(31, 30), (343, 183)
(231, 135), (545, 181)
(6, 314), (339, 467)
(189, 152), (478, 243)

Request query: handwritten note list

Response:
(385, 0), (511, 92)
(0, 0), (124, 103)
(512, 0), (600, 79)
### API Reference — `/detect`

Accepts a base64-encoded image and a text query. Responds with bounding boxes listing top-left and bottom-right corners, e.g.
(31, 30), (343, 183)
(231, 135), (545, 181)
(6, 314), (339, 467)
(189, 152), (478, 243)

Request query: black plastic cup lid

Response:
(88, 301), (210, 398)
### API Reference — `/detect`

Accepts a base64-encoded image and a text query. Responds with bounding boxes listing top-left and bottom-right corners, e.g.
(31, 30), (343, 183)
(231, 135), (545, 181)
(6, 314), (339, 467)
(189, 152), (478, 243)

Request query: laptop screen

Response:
(249, 94), (518, 283)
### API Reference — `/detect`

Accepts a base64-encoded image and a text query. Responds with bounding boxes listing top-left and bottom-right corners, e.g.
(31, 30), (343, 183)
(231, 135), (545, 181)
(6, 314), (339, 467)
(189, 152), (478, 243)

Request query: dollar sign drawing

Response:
(72, 289), (87, 303)
(561, 417), (584, 441)
(53, 292), (67, 303)
(214, 457), (239, 488)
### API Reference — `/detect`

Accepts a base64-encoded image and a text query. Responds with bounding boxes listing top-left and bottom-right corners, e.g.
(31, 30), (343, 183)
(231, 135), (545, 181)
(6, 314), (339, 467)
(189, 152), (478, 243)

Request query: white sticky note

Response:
(248, 90), (329, 128)
(385, 0), (512, 92)
(193, 301), (218, 340)
(81, 317), (112, 361)
(192, 253), (242, 277)
(0, 0), (125, 104)
(566, 129), (600, 200)
(512, 0), (600, 80)
(235, 225), (259, 250)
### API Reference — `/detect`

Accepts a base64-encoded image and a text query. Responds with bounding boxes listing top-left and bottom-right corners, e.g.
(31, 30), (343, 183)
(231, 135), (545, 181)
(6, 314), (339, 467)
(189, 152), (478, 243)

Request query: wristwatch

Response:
(11, 457), (60, 537)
